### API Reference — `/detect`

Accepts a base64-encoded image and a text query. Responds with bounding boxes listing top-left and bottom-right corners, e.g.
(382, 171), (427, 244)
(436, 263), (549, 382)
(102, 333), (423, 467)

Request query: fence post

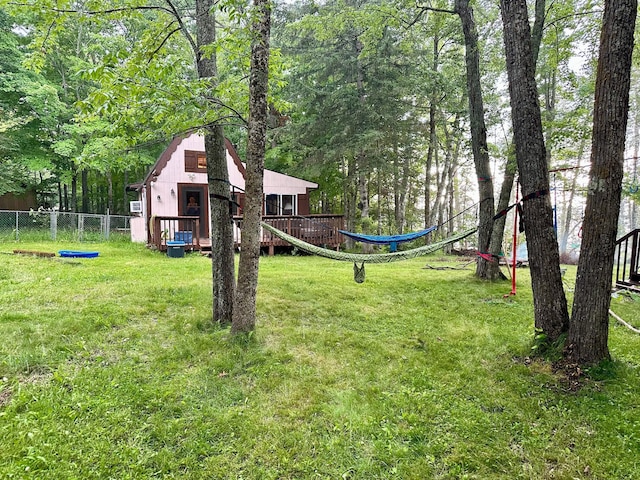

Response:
(105, 209), (110, 240)
(15, 211), (19, 240)
(78, 214), (84, 242)
(50, 211), (57, 240)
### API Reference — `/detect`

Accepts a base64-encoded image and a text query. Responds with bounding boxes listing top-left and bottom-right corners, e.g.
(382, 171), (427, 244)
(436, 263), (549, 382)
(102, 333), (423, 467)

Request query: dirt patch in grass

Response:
(19, 369), (52, 386)
(512, 355), (588, 392)
(0, 386), (12, 407)
(552, 360), (588, 393)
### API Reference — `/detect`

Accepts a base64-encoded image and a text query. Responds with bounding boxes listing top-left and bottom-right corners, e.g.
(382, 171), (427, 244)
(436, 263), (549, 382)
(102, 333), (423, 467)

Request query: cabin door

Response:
(178, 184), (209, 238)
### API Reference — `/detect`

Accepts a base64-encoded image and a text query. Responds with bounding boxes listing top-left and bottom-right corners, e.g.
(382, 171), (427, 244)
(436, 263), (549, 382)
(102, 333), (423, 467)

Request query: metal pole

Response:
(50, 211), (57, 240)
(105, 209), (110, 240)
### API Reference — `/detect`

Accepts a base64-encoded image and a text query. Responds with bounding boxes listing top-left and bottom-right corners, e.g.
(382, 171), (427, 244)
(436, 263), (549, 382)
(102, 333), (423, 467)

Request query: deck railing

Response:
(615, 228), (640, 289)
(234, 214), (344, 253)
(151, 216), (200, 251)
(150, 214), (344, 253)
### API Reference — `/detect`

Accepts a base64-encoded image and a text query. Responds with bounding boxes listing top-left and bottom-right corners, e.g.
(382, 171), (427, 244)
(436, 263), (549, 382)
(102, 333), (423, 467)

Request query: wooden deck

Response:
(151, 216), (201, 252)
(615, 228), (640, 290)
(151, 214), (344, 254)
(242, 214), (344, 255)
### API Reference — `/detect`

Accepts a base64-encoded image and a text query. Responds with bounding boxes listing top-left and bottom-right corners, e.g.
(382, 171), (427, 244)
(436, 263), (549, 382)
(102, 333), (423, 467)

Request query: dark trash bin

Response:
(167, 241), (186, 258)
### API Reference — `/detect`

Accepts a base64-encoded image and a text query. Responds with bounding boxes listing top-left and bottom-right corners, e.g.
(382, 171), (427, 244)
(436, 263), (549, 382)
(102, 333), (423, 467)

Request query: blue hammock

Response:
(339, 225), (438, 252)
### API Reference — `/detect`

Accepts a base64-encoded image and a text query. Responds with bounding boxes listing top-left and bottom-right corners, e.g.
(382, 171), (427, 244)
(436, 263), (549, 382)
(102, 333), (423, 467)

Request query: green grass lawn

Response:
(0, 241), (639, 479)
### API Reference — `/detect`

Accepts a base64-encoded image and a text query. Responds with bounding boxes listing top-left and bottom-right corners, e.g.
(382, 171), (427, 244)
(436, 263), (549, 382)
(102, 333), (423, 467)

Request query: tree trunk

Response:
(530, 0), (546, 66)
(343, 156), (357, 249)
(206, 130), (236, 324)
(486, 0), (543, 277)
(106, 170), (113, 213)
(501, 0), (569, 343)
(393, 142), (409, 234)
(455, 0), (498, 279)
(196, 0), (236, 325)
(567, 0), (637, 365)
(441, 114), (461, 240)
(357, 164), (373, 253)
(71, 173), (77, 212)
(81, 169), (89, 213)
(559, 147), (584, 257)
(424, 33), (439, 230)
(232, 0), (270, 334)
(488, 156), (516, 277)
(123, 170), (128, 214)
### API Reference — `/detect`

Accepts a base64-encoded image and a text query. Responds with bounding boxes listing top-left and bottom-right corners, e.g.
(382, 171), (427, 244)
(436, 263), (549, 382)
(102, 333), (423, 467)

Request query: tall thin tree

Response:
(232, 0), (271, 333)
(195, 0), (236, 325)
(455, 0), (500, 280)
(500, 0), (569, 343)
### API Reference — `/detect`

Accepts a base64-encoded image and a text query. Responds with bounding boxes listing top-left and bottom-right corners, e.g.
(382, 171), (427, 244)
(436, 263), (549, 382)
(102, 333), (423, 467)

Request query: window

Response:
(265, 194), (296, 215)
(185, 150), (207, 173)
(282, 195), (294, 215)
(265, 194), (279, 215)
(231, 193), (240, 216)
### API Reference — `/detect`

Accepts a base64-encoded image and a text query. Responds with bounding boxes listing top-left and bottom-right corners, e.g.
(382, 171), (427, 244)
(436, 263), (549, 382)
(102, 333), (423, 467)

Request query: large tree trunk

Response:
(456, 0), (499, 279)
(196, 0), (236, 325)
(567, 0), (637, 365)
(206, 130), (236, 324)
(501, 0), (569, 343)
(232, 0), (270, 334)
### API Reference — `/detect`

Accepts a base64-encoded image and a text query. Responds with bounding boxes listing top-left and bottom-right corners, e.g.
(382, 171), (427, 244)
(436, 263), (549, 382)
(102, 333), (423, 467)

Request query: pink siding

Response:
(146, 134), (317, 218)
(136, 133), (319, 243)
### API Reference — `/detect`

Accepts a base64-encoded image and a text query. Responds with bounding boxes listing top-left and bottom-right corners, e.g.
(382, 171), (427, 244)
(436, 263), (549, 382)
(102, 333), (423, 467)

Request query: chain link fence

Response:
(0, 210), (132, 243)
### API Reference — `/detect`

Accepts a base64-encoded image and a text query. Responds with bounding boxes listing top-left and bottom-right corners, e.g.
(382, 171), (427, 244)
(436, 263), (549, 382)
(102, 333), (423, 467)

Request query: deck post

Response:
(631, 232), (638, 279)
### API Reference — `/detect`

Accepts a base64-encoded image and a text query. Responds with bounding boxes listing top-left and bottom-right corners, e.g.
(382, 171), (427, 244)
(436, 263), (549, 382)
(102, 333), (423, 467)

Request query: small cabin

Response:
(129, 133), (343, 253)
(0, 190), (38, 210)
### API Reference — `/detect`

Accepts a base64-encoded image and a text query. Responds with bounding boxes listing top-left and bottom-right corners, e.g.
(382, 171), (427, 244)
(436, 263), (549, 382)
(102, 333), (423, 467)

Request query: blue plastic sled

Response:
(58, 250), (100, 258)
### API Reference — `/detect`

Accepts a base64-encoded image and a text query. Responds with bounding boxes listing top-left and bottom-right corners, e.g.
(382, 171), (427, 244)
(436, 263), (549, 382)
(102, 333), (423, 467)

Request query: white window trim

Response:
(265, 194), (297, 215)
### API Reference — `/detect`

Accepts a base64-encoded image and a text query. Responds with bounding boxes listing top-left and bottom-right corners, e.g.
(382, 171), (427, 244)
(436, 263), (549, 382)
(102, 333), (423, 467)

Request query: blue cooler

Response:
(167, 241), (186, 258)
(174, 231), (193, 243)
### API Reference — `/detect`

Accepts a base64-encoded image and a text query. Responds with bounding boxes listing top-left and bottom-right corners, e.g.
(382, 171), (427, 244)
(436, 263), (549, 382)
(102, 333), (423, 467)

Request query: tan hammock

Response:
(261, 222), (477, 281)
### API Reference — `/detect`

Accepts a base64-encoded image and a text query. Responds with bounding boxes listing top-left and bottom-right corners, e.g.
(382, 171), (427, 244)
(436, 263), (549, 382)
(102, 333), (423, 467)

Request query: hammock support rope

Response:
(261, 222), (477, 264)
